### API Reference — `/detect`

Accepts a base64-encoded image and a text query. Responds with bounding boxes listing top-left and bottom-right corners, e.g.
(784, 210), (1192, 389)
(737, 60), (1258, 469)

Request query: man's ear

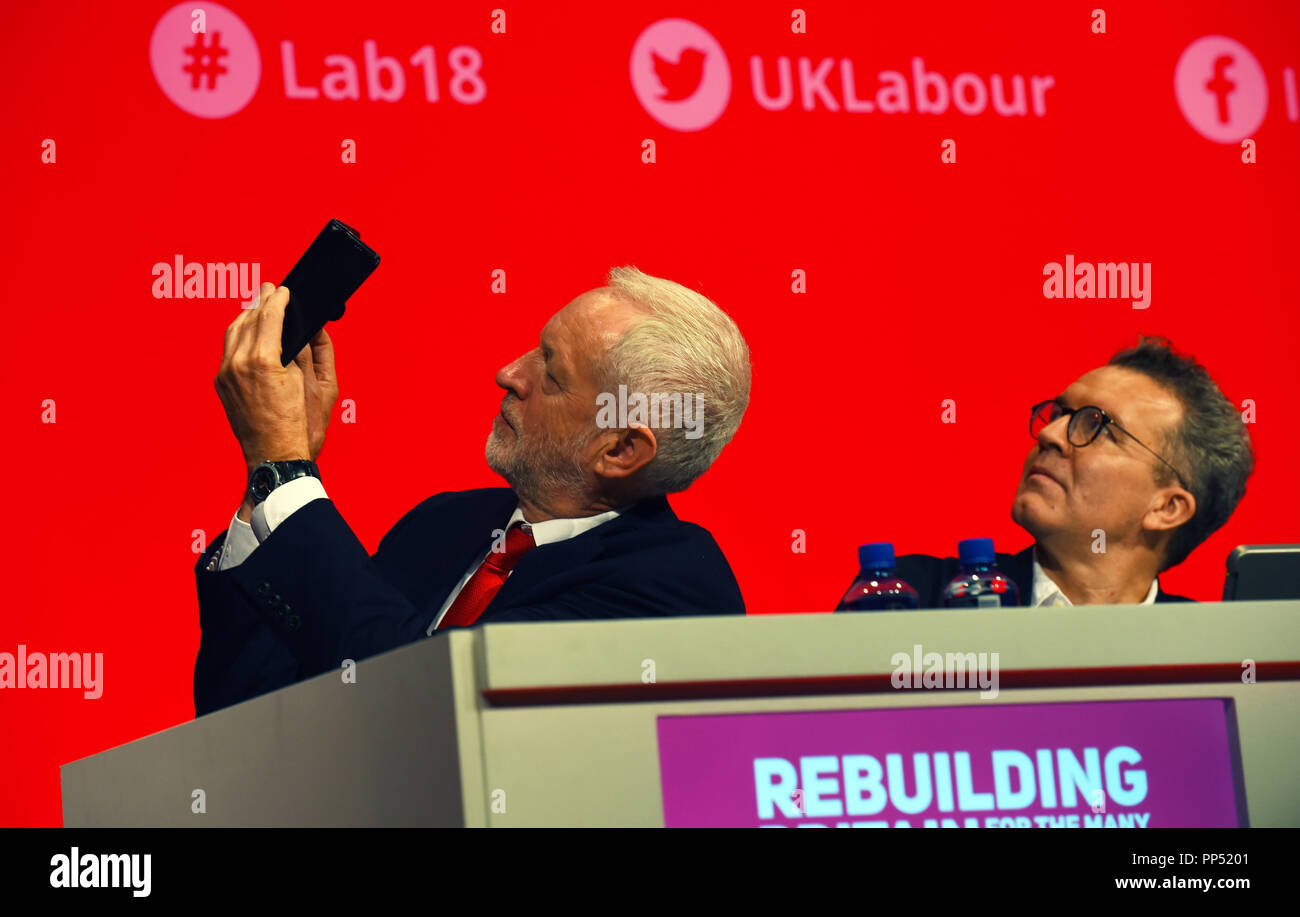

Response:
(592, 424), (657, 480)
(1142, 484), (1196, 535)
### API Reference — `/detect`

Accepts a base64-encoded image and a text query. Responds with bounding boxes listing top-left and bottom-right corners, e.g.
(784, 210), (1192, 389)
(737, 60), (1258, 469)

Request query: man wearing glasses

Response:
(839, 337), (1254, 607)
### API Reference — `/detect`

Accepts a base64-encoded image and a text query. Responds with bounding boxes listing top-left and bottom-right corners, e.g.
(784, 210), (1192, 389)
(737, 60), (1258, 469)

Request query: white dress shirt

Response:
(424, 503), (620, 632)
(209, 476), (620, 630)
(1030, 549), (1159, 607)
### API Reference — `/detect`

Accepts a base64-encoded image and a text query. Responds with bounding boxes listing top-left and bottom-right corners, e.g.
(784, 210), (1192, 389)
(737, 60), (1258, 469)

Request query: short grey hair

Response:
(597, 266), (751, 496)
(1108, 337), (1254, 571)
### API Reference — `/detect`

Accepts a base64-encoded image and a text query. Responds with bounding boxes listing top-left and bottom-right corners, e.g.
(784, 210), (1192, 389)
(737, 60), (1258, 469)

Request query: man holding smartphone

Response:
(196, 267), (752, 716)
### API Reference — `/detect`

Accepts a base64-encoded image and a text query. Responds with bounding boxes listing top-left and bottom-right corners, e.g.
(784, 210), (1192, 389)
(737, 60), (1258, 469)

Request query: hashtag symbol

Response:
(182, 31), (229, 90)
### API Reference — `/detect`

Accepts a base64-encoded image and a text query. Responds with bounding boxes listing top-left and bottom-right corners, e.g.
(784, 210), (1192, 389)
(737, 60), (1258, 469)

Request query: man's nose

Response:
(496, 354), (529, 396)
(1037, 414), (1071, 453)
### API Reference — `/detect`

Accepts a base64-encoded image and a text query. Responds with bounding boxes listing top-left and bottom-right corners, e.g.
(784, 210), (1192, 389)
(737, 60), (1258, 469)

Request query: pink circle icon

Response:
(630, 19), (731, 132)
(150, 3), (261, 119)
(1174, 35), (1267, 143)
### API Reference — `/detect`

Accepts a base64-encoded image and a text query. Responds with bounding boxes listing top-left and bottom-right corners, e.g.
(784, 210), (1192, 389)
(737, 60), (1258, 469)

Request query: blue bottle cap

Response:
(858, 542), (896, 570)
(958, 537), (996, 565)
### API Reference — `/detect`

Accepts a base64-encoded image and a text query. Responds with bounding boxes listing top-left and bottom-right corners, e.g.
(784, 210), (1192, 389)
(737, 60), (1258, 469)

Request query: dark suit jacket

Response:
(194, 487), (745, 715)
(834, 545), (1193, 610)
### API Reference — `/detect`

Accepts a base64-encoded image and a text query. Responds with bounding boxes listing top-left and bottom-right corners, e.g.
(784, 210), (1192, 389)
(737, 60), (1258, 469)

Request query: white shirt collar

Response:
(1031, 549), (1159, 607)
(424, 503), (624, 636)
(507, 504), (621, 547)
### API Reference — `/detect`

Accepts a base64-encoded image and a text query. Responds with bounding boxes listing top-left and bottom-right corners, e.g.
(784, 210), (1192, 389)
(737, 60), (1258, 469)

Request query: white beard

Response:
(485, 422), (589, 504)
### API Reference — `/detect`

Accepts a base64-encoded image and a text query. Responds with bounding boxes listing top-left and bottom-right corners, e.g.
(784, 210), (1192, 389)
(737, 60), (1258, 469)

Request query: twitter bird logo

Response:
(631, 19), (731, 131)
(652, 47), (706, 100)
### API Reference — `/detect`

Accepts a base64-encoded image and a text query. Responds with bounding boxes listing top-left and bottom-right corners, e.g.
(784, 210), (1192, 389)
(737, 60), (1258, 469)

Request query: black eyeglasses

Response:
(1029, 399), (1188, 488)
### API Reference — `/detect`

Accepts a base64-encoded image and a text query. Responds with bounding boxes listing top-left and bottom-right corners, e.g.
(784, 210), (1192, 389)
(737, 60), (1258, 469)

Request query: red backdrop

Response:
(1, 0), (1296, 826)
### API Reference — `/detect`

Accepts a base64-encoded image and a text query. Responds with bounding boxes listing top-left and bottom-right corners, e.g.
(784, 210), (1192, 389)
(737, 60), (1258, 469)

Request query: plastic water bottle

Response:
(942, 538), (1021, 608)
(840, 543), (920, 611)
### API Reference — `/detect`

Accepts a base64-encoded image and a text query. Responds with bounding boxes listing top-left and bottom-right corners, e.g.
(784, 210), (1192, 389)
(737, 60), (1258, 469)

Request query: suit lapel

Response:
(491, 534), (605, 607)
(417, 489), (517, 616)
(489, 496), (676, 608)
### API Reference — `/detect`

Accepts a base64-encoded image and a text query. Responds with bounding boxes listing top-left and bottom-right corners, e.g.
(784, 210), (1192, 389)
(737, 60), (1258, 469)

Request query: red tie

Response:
(436, 523), (536, 629)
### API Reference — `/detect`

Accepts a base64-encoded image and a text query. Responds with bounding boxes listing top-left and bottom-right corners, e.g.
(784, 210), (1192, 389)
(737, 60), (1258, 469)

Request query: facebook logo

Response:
(1175, 35), (1268, 143)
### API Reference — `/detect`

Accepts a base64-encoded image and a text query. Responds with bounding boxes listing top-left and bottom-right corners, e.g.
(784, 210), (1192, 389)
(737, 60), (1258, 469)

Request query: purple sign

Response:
(656, 699), (1245, 827)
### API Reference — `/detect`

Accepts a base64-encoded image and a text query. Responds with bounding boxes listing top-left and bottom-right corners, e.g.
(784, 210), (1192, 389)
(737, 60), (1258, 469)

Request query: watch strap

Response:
(246, 459), (321, 507)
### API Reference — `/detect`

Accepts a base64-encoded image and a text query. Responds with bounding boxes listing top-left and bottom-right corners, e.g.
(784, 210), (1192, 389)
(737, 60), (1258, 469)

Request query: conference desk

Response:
(61, 600), (1300, 827)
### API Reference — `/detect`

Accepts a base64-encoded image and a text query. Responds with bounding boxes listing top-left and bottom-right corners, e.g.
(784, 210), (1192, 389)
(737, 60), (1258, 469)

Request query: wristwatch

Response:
(246, 459), (322, 507)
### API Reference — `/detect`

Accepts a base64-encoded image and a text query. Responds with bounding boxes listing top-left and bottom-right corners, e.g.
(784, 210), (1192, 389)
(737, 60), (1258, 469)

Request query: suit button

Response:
(284, 614), (300, 631)
(257, 582), (272, 596)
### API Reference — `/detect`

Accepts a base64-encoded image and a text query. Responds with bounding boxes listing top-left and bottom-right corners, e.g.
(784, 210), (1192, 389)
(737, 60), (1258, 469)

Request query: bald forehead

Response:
(545, 290), (646, 367)
(1063, 366), (1183, 441)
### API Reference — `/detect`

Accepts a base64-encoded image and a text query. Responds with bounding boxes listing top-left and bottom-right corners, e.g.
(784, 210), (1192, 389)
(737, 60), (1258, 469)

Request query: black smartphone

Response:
(278, 218), (381, 366)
